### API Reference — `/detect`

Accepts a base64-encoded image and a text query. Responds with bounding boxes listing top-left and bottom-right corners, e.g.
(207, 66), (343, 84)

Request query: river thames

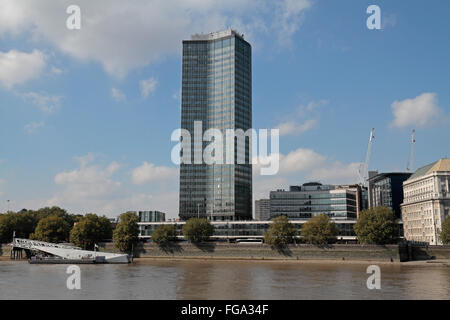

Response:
(1, 260), (449, 299)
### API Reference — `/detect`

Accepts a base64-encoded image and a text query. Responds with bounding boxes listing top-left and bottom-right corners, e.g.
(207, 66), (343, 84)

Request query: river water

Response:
(0, 260), (449, 299)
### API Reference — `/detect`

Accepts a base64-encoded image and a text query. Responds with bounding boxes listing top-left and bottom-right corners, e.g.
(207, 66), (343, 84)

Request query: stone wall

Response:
(4, 241), (450, 262)
(111, 243), (405, 262)
(409, 244), (450, 261)
(0, 244), (11, 257)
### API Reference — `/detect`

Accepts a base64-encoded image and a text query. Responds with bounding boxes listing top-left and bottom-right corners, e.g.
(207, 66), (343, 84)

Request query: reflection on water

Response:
(0, 260), (449, 300)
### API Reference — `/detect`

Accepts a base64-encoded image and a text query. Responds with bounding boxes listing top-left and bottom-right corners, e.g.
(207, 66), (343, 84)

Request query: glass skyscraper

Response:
(179, 29), (252, 221)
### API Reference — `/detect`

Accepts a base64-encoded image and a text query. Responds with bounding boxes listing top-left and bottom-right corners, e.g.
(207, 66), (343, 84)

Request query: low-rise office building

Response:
(268, 183), (365, 220)
(368, 172), (412, 219)
(401, 158), (450, 245)
(138, 220), (358, 241)
(138, 210), (166, 222)
(138, 211), (166, 237)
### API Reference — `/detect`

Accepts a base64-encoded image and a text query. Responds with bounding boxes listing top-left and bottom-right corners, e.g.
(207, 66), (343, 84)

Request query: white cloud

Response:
(307, 161), (361, 184)
(278, 148), (325, 174)
(50, 66), (63, 75)
(24, 121), (44, 134)
(254, 147), (358, 182)
(0, 49), (46, 88)
(278, 119), (317, 136)
(53, 160), (122, 200)
(274, 0), (312, 45)
(298, 100), (328, 114)
(253, 147), (361, 205)
(20, 91), (62, 113)
(140, 78), (158, 98)
(111, 87), (126, 102)
(276, 100), (327, 136)
(40, 155), (179, 218)
(46, 157), (124, 214)
(391, 93), (442, 128)
(0, 0), (313, 77)
(131, 161), (178, 185)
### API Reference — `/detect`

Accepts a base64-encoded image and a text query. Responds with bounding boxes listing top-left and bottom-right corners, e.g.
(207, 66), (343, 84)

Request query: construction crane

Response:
(407, 129), (416, 172)
(358, 128), (375, 187)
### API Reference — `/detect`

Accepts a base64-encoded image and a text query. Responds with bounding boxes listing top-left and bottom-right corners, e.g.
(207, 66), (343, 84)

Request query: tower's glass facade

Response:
(179, 29), (252, 221)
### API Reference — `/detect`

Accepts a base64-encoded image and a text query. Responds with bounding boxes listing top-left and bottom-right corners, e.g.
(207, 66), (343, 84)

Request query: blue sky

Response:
(1, 0), (449, 218)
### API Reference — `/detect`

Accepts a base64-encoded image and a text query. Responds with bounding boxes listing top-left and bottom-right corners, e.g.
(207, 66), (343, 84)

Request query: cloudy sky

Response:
(1, 0), (449, 218)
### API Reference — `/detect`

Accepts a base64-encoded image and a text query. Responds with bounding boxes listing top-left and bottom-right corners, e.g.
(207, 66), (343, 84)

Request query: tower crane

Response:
(358, 128), (375, 187)
(407, 129), (416, 172)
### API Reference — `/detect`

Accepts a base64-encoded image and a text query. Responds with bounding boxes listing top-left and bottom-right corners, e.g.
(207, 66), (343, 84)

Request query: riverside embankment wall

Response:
(108, 242), (408, 262)
(3, 242), (450, 262)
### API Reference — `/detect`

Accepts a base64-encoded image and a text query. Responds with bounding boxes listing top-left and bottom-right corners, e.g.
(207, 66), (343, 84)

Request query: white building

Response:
(401, 158), (450, 245)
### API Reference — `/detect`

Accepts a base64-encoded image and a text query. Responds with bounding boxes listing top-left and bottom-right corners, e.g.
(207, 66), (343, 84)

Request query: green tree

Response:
(113, 211), (139, 252)
(31, 215), (71, 243)
(70, 213), (113, 249)
(301, 214), (338, 245)
(264, 216), (296, 248)
(0, 213), (15, 243)
(152, 224), (178, 244)
(353, 206), (398, 245)
(32, 207), (76, 226)
(182, 218), (214, 243)
(439, 216), (450, 244)
(0, 210), (38, 243)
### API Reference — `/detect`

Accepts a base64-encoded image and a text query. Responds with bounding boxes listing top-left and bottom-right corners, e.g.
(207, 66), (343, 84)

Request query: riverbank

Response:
(131, 256), (450, 267)
(129, 242), (409, 262)
(3, 255), (449, 267)
(4, 242), (450, 263)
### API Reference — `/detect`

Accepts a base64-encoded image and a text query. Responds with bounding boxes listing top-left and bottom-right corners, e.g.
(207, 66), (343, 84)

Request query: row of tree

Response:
(268, 206), (450, 246)
(0, 207), (139, 253)
(2, 206), (449, 250)
(150, 206), (450, 247)
(152, 218), (213, 244)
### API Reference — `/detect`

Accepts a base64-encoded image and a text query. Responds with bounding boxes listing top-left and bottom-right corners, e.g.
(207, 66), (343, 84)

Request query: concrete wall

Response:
(121, 243), (405, 262)
(0, 244), (11, 257)
(4, 242), (450, 262)
(408, 244), (450, 261)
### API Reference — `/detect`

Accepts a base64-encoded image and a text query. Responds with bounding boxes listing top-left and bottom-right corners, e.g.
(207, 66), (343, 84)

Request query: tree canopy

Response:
(439, 216), (450, 244)
(113, 211), (139, 252)
(264, 216), (296, 248)
(301, 214), (338, 245)
(0, 210), (38, 243)
(0, 206), (81, 243)
(31, 215), (71, 243)
(70, 213), (113, 249)
(182, 218), (214, 243)
(353, 206), (399, 245)
(152, 224), (178, 244)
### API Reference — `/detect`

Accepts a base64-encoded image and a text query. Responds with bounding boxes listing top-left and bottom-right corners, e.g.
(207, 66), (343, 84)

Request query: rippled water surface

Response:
(1, 260), (449, 299)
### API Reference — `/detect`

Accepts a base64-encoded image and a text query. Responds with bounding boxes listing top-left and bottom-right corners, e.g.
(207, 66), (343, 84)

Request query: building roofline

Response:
(184, 28), (247, 42)
(368, 172), (412, 182)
